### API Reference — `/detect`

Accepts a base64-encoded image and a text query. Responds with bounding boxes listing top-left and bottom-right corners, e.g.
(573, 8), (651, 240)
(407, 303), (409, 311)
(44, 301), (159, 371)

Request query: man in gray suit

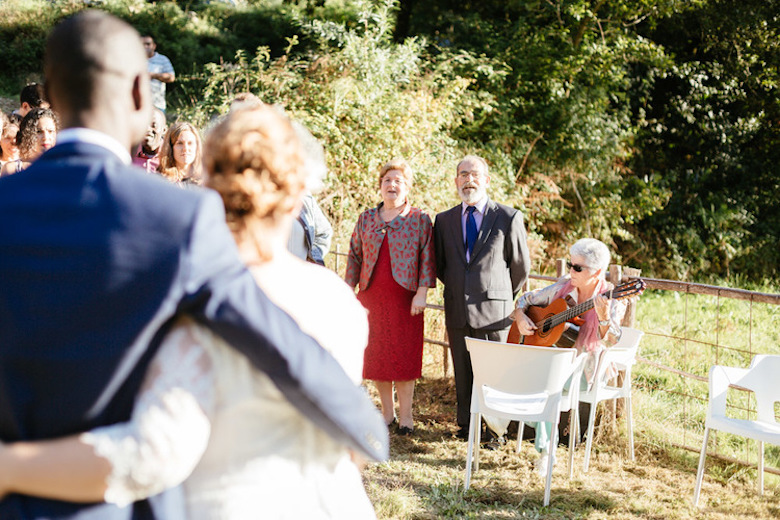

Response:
(434, 155), (530, 440)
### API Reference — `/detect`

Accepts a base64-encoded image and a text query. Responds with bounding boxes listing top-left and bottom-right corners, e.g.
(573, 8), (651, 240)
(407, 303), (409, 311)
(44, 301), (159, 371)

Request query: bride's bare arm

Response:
(0, 436), (111, 502)
(0, 319), (215, 505)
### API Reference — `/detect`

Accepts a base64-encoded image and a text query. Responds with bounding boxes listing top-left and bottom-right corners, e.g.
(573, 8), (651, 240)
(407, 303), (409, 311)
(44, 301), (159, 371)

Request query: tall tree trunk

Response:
(394, 0), (417, 42)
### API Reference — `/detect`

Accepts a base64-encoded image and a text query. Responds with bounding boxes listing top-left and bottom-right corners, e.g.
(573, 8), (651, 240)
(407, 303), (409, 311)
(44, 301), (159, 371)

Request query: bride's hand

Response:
(349, 449), (368, 471)
(0, 441), (10, 499)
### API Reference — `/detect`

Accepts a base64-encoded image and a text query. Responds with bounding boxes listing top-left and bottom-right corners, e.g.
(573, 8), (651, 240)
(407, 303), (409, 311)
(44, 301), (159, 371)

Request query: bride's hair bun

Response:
(204, 105), (307, 247)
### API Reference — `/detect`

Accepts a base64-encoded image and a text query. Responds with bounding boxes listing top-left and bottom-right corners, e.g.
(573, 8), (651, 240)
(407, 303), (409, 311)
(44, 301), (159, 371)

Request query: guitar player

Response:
(508, 238), (628, 476)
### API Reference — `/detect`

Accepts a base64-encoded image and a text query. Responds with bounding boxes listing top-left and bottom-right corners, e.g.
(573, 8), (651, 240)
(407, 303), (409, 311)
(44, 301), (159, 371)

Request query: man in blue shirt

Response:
(141, 35), (175, 112)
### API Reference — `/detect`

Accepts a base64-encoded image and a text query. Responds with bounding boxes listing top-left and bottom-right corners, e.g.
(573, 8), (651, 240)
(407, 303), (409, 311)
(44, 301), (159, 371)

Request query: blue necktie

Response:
(465, 205), (477, 259)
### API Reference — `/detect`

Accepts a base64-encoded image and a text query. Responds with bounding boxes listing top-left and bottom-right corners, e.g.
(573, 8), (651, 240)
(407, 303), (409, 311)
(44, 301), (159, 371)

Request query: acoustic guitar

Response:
(507, 278), (646, 346)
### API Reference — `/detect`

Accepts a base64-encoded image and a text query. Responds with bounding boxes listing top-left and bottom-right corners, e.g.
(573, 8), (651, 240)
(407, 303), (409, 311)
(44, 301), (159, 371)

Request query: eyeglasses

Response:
(457, 169), (483, 180)
(567, 260), (589, 273)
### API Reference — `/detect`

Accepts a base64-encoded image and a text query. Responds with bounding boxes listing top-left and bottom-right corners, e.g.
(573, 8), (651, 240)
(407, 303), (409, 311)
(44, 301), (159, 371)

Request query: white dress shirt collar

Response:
(56, 128), (132, 165)
(461, 196), (488, 216)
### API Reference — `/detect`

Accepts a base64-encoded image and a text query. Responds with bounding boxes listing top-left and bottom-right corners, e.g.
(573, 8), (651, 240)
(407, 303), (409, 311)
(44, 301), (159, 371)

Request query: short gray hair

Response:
(456, 155), (488, 175)
(570, 238), (610, 274)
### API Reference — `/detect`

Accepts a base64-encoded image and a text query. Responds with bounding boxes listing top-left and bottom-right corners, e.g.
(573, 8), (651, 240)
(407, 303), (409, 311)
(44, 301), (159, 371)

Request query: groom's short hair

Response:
(44, 10), (147, 114)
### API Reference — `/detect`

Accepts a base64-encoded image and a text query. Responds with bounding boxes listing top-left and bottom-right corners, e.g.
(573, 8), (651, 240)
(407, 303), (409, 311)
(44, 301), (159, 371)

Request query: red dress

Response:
(359, 236), (424, 381)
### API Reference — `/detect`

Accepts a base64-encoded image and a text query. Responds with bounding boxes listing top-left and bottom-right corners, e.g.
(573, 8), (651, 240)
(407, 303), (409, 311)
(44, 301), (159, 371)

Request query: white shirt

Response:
(56, 128), (132, 165)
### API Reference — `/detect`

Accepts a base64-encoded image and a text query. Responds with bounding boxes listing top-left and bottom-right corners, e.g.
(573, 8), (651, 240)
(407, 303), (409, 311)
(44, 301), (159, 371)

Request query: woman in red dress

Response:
(346, 159), (436, 435)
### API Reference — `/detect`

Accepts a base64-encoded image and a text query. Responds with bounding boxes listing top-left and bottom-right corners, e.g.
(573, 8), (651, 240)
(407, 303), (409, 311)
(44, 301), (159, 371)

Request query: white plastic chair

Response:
(576, 327), (643, 472)
(515, 349), (585, 481)
(464, 337), (585, 506)
(693, 355), (780, 506)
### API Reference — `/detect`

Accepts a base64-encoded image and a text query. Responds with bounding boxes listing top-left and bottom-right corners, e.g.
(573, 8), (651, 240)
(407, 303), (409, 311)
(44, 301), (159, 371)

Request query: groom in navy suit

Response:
(0, 11), (387, 520)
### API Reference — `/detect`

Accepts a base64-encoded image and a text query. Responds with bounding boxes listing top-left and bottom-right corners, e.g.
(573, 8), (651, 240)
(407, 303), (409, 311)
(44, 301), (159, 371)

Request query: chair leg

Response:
(568, 409), (577, 480)
(693, 427), (711, 506)
(758, 441), (764, 496)
(517, 422), (524, 454)
(474, 414), (482, 472)
(626, 395), (634, 461)
(583, 400), (598, 472)
(465, 418), (476, 490)
(544, 424), (559, 506)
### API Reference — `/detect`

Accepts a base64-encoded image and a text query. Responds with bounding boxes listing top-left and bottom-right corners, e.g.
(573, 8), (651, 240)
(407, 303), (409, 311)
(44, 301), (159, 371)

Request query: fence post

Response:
(555, 258), (566, 278)
(621, 267), (642, 328)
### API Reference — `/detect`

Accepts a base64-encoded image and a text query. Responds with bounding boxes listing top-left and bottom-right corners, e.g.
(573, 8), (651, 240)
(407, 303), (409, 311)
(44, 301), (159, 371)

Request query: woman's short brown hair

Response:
(378, 158), (413, 190)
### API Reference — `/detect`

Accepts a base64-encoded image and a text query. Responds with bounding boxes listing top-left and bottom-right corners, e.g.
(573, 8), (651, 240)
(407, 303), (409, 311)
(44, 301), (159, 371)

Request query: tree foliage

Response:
(1, 0), (776, 282)
(630, 0), (780, 280)
(179, 0), (514, 244)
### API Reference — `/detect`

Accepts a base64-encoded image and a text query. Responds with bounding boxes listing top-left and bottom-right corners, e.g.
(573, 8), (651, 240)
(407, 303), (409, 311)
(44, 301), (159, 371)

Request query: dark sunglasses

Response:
(567, 260), (588, 273)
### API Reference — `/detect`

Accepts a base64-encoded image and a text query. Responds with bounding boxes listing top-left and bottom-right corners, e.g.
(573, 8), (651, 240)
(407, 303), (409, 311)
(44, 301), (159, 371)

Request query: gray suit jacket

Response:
(434, 198), (530, 330)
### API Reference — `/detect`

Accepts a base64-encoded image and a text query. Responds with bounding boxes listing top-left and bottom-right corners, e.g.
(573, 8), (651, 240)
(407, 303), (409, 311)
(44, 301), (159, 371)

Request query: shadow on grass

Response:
(371, 378), (619, 519)
(366, 376), (780, 519)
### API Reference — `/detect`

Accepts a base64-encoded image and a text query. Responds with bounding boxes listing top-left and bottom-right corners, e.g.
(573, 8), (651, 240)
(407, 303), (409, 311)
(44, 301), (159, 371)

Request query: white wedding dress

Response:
(82, 256), (376, 519)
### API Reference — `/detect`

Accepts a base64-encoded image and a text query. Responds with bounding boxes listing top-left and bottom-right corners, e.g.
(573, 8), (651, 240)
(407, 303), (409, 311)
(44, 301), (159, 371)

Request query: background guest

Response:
(141, 34), (175, 112)
(132, 107), (167, 173)
(346, 158), (436, 435)
(157, 121), (202, 185)
(433, 154), (530, 445)
(14, 83), (48, 118)
(286, 123), (333, 265)
(0, 107), (58, 176)
(0, 114), (20, 174)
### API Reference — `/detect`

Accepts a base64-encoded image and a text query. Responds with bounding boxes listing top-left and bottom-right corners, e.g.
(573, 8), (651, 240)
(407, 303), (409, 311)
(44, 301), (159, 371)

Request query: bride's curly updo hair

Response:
(204, 104), (307, 261)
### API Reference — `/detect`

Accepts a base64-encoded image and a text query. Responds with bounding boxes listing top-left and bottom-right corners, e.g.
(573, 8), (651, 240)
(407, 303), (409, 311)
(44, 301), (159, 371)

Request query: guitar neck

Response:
(541, 288), (612, 328)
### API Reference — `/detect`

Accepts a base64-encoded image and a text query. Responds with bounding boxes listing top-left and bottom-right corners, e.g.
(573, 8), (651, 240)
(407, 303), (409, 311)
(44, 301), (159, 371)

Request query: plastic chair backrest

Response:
(608, 327), (643, 359)
(591, 327), (643, 382)
(466, 338), (577, 411)
(729, 355), (780, 424)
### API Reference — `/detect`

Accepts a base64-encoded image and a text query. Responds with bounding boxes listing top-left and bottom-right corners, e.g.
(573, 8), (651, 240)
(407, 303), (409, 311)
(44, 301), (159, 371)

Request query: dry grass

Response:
(362, 375), (780, 519)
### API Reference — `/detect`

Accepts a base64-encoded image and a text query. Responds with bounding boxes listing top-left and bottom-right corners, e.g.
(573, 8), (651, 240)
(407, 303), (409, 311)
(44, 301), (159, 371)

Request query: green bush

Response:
(178, 0), (513, 245)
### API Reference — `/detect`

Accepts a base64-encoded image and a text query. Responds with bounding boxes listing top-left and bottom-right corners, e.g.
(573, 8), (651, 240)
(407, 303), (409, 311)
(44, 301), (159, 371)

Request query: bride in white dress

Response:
(0, 105), (376, 519)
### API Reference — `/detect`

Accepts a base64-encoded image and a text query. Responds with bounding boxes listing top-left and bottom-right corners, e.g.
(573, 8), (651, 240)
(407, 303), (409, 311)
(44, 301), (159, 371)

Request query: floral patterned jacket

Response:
(346, 203), (436, 293)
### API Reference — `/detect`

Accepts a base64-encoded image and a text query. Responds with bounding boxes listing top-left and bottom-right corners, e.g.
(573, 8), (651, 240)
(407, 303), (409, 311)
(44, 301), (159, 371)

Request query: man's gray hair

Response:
(456, 154), (489, 174)
(570, 238), (610, 273)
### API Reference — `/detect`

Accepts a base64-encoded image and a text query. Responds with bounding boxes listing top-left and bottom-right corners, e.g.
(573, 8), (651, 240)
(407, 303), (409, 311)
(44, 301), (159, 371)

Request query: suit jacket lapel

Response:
(447, 205), (468, 265)
(470, 199), (497, 262)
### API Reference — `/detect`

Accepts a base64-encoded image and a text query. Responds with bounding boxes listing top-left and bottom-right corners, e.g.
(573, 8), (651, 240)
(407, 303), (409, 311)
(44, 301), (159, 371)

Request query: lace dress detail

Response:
(80, 257), (375, 519)
(80, 320), (214, 506)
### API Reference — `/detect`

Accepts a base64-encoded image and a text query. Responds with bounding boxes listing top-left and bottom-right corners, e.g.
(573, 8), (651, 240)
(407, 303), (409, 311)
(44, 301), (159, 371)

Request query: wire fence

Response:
(329, 246), (780, 477)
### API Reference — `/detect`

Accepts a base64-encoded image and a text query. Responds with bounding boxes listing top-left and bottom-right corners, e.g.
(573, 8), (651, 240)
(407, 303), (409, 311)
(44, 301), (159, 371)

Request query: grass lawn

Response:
(363, 376), (780, 519)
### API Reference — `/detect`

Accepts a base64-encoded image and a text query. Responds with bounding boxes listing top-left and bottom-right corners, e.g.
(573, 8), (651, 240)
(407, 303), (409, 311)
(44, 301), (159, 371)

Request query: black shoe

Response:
(481, 430), (506, 451)
(386, 417), (397, 428)
(455, 426), (469, 440)
(398, 426), (414, 436)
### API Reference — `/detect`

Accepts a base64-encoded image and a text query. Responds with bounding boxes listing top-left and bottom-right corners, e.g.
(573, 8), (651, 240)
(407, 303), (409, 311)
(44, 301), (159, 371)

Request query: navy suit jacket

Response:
(0, 142), (388, 520)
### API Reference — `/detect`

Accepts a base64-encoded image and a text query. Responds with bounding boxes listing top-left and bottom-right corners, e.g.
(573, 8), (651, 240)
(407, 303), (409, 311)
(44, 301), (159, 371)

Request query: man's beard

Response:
(458, 183), (485, 205)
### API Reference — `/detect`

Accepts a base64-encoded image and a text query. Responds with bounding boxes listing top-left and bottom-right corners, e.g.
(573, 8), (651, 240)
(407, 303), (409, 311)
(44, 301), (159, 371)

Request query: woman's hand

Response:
(510, 309), (537, 335)
(349, 449), (368, 471)
(593, 293), (612, 322)
(410, 293), (427, 316)
(0, 441), (11, 499)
